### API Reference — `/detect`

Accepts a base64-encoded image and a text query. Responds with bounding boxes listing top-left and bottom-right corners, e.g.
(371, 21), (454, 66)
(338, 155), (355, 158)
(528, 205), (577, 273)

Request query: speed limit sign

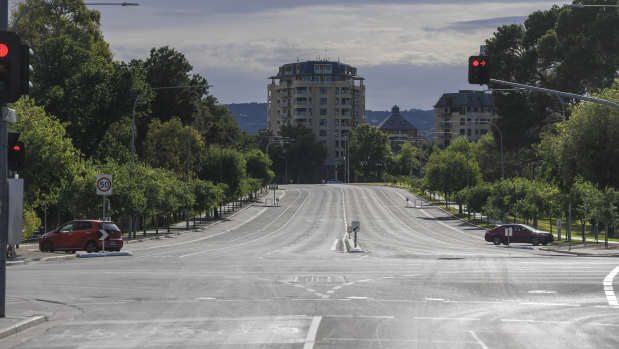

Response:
(96, 174), (113, 195)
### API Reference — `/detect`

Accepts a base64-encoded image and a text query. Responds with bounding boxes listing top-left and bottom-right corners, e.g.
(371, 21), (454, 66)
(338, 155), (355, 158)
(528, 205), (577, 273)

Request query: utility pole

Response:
(0, 0), (9, 318)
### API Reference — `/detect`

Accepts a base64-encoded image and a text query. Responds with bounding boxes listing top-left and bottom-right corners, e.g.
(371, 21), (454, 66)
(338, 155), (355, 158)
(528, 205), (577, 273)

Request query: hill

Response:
(225, 103), (435, 137)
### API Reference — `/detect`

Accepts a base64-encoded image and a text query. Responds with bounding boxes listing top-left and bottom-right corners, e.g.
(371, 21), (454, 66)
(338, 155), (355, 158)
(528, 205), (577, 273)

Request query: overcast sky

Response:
(16, 0), (561, 110)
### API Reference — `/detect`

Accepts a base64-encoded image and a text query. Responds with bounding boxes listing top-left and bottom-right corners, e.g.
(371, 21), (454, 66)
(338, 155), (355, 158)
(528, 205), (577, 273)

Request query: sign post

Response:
(96, 175), (112, 251)
(351, 221), (360, 248)
(505, 227), (513, 245)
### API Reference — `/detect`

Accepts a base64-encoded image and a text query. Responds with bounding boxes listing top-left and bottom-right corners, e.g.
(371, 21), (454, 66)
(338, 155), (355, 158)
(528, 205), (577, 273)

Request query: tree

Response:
(245, 149), (274, 187)
(11, 98), (85, 213)
(349, 124), (392, 181)
(538, 81), (619, 189)
(389, 142), (419, 177)
(144, 46), (209, 125)
(142, 117), (205, 175)
(270, 125), (327, 184)
(485, 4), (618, 152)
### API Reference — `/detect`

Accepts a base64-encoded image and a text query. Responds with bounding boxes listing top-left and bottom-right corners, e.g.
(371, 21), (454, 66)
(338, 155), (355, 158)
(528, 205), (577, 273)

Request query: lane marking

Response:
(469, 331), (490, 349)
(413, 316), (480, 321)
(603, 265), (619, 306)
(501, 319), (569, 324)
(303, 316), (322, 349)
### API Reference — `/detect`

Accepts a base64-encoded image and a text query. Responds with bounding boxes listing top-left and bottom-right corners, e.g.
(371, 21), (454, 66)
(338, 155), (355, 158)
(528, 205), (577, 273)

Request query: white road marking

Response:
(603, 265), (619, 306)
(413, 316), (480, 321)
(501, 319), (569, 324)
(303, 316), (322, 349)
(330, 239), (339, 251)
(469, 331), (490, 349)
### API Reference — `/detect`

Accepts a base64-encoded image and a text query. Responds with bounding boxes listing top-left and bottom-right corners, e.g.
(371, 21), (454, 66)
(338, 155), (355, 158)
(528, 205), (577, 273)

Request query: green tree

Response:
(245, 149), (274, 187)
(349, 124), (392, 181)
(538, 81), (619, 189)
(271, 125), (327, 183)
(144, 46), (209, 125)
(485, 4), (618, 152)
(11, 98), (84, 212)
(389, 142), (419, 177)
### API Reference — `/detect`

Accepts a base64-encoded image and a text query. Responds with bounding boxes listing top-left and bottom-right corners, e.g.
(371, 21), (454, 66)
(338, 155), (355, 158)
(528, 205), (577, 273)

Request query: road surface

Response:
(5, 184), (619, 348)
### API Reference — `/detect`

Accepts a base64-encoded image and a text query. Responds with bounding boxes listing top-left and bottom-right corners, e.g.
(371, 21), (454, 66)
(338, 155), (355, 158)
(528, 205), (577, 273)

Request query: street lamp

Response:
(129, 85), (208, 239)
(334, 132), (350, 183)
(266, 137), (293, 184)
(10, 2), (139, 32)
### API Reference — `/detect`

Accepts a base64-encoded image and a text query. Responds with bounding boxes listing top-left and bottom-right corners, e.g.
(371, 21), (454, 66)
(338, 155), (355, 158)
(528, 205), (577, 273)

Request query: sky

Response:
(13, 0), (561, 110)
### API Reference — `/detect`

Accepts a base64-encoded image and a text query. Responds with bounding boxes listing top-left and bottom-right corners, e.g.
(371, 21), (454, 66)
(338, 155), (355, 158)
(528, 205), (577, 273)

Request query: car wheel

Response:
(492, 236), (502, 245)
(531, 236), (540, 246)
(86, 241), (99, 253)
(41, 241), (54, 253)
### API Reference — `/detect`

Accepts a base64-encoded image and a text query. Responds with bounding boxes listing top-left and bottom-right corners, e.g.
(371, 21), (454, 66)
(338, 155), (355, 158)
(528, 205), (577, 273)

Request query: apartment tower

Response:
(267, 60), (365, 181)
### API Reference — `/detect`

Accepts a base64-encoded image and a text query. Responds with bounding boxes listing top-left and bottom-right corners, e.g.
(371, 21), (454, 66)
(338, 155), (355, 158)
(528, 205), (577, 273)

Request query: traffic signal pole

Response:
(0, 0), (8, 318)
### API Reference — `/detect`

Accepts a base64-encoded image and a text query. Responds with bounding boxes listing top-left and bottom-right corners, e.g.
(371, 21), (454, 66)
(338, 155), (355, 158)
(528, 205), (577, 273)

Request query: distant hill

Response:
(225, 103), (435, 138)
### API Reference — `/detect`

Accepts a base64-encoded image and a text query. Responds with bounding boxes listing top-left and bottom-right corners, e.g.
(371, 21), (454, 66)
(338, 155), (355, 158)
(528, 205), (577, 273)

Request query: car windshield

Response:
(520, 224), (538, 231)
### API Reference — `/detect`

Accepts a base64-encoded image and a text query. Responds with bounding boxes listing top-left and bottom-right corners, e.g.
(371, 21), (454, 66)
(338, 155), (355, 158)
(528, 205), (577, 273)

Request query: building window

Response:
(335, 119), (340, 126)
(319, 119), (327, 126)
(319, 130), (327, 137)
(320, 109), (327, 116)
(320, 98), (328, 105)
(460, 118), (465, 126)
(320, 87), (328, 94)
(460, 129), (465, 135)
(335, 140), (340, 147)
(467, 129), (472, 136)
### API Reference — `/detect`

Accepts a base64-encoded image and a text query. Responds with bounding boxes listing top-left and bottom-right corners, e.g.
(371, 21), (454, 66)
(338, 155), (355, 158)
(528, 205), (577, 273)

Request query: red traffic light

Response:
(12, 144), (21, 151)
(471, 60), (486, 67)
(0, 43), (8, 58)
(472, 60), (479, 67)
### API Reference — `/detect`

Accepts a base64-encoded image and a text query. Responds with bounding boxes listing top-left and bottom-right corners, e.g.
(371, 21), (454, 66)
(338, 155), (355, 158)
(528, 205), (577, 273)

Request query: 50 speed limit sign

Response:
(96, 174), (113, 195)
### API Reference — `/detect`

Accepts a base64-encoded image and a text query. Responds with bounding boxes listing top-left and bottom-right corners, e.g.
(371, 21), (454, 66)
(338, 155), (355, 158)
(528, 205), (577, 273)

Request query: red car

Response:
(485, 224), (554, 246)
(39, 220), (123, 253)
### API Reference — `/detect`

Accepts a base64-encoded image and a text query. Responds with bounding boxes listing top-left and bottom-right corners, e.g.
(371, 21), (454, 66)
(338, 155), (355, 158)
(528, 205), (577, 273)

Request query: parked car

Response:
(485, 224), (554, 246)
(39, 220), (123, 253)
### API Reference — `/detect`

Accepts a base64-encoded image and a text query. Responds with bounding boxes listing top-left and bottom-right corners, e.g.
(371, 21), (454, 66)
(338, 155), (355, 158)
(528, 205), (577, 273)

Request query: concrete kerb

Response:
(0, 315), (47, 340)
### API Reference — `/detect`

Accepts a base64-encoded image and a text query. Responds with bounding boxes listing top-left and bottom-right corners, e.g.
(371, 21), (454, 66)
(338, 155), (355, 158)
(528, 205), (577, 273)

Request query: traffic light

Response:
(468, 55), (490, 84)
(8, 131), (25, 172)
(0, 31), (23, 103)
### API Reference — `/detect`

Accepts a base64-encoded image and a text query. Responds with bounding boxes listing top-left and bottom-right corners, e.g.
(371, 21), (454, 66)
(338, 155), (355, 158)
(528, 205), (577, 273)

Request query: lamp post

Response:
(10, 2), (139, 32)
(129, 85), (208, 239)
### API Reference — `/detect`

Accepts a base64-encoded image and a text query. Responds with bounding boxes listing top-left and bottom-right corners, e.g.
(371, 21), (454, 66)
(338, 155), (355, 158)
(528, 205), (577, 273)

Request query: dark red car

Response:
(39, 220), (123, 253)
(485, 224), (554, 246)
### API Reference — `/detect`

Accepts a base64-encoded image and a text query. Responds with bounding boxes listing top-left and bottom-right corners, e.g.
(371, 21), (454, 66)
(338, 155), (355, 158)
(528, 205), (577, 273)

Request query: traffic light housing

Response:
(468, 56), (490, 84)
(21, 44), (33, 95)
(8, 131), (25, 172)
(0, 31), (22, 103)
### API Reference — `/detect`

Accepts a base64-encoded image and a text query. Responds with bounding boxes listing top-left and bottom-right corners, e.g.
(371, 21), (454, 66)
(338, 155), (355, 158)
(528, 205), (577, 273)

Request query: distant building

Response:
(377, 105), (417, 153)
(433, 90), (497, 147)
(267, 60), (365, 181)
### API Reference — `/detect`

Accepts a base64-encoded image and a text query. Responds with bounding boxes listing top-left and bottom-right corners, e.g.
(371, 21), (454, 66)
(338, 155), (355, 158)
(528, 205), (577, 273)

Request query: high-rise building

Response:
(267, 60), (365, 180)
(433, 90), (497, 147)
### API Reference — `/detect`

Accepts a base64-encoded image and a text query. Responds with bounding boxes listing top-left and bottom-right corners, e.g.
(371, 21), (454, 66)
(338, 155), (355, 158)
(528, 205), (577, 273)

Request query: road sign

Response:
(505, 227), (513, 237)
(98, 229), (109, 241)
(96, 174), (112, 195)
(351, 221), (360, 232)
(269, 184), (278, 190)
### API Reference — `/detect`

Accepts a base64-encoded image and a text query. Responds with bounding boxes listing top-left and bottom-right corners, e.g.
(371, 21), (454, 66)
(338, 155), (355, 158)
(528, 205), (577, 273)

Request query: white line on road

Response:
(303, 316), (322, 349)
(469, 331), (490, 349)
(603, 265), (619, 306)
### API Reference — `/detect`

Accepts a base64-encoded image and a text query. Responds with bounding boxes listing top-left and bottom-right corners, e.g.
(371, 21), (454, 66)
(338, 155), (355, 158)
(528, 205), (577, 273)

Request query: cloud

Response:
(93, 1), (557, 109)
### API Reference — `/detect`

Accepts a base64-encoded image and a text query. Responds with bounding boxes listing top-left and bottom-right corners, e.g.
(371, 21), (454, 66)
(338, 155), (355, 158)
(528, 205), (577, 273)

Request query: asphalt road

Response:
(4, 184), (619, 348)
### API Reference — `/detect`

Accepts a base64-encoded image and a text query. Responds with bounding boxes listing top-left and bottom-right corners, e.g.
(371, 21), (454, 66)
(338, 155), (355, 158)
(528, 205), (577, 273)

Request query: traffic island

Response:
(76, 251), (133, 258)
